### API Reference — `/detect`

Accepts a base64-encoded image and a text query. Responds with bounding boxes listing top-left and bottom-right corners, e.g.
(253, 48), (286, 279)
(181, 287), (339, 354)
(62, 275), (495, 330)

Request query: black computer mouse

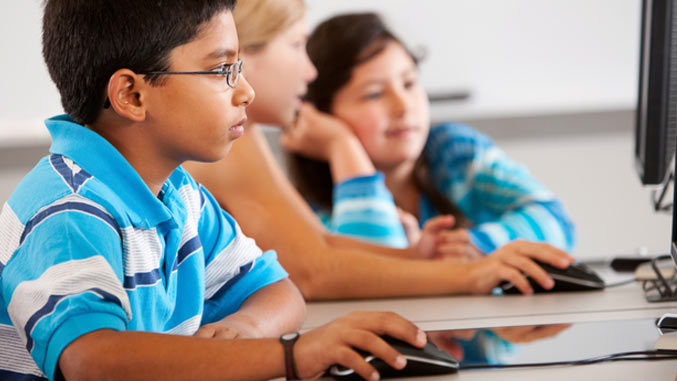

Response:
(325, 335), (459, 380)
(500, 261), (605, 294)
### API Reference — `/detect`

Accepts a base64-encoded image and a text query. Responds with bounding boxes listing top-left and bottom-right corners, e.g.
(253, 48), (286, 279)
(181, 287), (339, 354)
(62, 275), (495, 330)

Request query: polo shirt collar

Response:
(46, 114), (174, 228)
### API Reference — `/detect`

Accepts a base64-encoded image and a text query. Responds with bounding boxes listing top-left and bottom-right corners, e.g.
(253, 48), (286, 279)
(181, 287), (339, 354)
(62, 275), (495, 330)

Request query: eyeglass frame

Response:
(103, 60), (243, 109)
(139, 59), (243, 88)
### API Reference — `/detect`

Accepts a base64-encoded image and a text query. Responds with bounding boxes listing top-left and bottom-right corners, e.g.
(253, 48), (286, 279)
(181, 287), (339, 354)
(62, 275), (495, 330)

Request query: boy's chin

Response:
(192, 143), (235, 163)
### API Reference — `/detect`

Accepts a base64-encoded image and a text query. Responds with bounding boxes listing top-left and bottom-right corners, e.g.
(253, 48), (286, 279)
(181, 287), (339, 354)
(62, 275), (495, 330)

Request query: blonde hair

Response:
(234, 0), (305, 52)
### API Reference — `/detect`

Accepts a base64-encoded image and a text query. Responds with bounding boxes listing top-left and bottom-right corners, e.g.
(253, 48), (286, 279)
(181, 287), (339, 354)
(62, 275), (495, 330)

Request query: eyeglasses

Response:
(139, 59), (243, 88)
(103, 60), (243, 109)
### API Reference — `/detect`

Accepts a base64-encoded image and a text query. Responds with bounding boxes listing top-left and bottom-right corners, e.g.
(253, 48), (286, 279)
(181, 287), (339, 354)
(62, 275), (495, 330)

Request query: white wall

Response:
(0, 1), (668, 260)
(494, 118), (671, 258)
(0, 0), (641, 141)
(0, 1), (61, 146)
(305, 0), (641, 120)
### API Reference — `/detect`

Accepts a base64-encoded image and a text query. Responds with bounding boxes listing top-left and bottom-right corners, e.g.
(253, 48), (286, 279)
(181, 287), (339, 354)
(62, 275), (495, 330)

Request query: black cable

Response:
(459, 350), (677, 371)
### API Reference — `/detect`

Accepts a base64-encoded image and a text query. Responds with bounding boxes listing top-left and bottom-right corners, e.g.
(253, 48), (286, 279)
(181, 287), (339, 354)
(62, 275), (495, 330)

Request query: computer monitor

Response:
(636, 0), (677, 186)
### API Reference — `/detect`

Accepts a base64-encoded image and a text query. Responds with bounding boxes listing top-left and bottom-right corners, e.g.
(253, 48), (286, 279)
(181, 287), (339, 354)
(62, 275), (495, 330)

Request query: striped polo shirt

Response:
(0, 115), (288, 380)
(320, 122), (576, 253)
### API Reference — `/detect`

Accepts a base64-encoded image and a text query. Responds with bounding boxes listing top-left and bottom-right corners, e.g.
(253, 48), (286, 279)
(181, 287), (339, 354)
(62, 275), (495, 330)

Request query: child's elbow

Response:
(59, 335), (112, 381)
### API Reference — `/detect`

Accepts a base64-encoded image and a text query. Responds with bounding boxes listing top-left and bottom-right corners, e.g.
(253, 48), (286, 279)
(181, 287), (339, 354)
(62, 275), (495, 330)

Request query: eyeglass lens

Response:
(227, 61), (242, 88)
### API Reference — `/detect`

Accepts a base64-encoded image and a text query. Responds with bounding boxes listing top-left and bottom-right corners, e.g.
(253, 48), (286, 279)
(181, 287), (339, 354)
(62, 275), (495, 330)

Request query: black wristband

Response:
(280, 332), (300, 380)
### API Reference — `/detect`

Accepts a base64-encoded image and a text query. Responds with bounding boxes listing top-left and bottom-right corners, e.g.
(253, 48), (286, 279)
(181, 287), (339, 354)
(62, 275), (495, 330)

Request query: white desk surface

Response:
(304, 272), (677, 379)
(395, 360), (677, 380)
(303, 282), (677, 331)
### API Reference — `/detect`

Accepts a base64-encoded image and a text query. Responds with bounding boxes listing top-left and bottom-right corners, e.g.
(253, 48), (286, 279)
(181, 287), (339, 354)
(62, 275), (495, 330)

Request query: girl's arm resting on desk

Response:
(195, 278), (306, 339)
(59, 311), (425, 381)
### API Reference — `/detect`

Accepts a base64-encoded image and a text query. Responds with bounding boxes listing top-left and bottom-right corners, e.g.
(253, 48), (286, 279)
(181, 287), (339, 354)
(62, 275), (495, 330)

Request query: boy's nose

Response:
(234, 74), (255, 106)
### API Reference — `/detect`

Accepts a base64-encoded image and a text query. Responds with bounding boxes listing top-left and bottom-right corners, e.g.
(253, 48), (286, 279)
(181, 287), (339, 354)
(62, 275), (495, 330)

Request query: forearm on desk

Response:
(323, 233), (417, 259)
(227, 278), (306, 337)
(59, 330), (286, 381)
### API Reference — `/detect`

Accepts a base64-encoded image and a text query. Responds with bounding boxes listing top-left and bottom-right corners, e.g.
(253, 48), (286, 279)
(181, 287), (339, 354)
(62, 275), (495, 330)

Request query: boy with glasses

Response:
(0, 1), (425, 380)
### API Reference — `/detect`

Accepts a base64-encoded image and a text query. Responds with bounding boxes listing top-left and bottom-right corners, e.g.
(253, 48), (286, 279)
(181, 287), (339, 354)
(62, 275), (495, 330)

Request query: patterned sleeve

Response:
(326, 173), (409, 249)
(425, 123), (576, 253)
(196, 185), (288, 325)
(0, 199), (131, 380)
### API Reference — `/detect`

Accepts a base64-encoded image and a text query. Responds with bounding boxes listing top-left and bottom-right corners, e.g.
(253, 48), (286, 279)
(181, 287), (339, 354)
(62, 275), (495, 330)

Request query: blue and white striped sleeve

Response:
(197, 186), (288, 325)
(427, 123), (576, 254)
(326, 173), (409, 248)
(0, 200), (131, 381)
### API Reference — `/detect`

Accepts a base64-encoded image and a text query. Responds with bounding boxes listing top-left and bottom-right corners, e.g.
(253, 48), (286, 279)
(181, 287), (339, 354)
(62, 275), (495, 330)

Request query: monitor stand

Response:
(641, 255), (677, 302)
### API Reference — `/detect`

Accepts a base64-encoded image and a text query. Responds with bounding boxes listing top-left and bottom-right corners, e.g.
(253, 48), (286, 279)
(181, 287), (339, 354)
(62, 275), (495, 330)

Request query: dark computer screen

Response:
(636, 0), (677, 186)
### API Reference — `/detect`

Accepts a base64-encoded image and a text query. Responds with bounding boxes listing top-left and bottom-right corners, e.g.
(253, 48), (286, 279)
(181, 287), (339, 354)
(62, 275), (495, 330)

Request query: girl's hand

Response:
(402, 213), (482, 262)
(434, 228), (484, 262)
(281, 103), (355, 161)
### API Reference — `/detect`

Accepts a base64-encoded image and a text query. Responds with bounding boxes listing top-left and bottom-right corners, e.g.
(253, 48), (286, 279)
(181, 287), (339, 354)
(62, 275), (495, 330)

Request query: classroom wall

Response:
(0, 0), (668, 260)
(305, 0), (641, 120)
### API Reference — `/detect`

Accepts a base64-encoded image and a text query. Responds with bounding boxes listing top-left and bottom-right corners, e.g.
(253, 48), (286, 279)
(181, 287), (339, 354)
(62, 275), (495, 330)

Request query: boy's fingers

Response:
(344, 331), (407, 371)
(352, 311), (426, 348)
(193, 326), (215, 339)
(213, 329), (239, 340)
(335, 347), (380, 381)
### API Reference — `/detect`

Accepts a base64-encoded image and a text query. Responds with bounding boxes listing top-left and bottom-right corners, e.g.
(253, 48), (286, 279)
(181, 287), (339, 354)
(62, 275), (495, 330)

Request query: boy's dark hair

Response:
(289, 12), (471, 227)
(42, 0), (237, 125)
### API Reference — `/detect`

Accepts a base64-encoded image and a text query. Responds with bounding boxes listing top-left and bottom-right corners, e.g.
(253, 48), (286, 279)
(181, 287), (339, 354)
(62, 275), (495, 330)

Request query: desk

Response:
(399, 361), (676, 380)
(305, 282), (677, 380)
(304, 270), (677, 380)
(304, 282), (677, 331)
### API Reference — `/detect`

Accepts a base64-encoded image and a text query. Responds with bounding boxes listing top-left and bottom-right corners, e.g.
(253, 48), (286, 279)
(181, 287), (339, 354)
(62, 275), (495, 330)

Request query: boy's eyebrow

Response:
(206, 48), (239, 60)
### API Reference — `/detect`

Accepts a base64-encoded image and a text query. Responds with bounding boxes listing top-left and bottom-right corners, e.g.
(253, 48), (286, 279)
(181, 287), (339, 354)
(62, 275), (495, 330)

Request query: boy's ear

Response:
(106, 69), (148, 122)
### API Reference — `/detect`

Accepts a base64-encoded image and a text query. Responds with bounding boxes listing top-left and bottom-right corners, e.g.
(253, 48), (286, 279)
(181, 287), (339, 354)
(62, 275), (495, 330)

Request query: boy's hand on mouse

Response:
(194, 313), (263, 340)
(293, 311), (427, 381)
(464, 240), (575, 294)
(281, 103), (355, 161)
